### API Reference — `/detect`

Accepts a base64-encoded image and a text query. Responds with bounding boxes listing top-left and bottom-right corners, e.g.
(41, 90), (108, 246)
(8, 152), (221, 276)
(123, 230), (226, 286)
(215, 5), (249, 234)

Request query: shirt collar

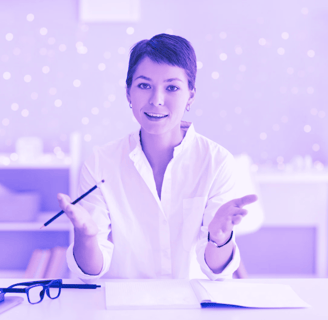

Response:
(129, 121), (195, 161)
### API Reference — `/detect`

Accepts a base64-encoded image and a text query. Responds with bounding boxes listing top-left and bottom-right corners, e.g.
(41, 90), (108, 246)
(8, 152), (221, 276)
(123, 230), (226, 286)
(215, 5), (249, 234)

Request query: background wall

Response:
(1, 0), (328, 278)
(1, 0), (327, 167)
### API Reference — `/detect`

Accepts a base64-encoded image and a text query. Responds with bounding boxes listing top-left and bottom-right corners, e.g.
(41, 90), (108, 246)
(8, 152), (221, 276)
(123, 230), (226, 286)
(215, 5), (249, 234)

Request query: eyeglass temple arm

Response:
(1, 288), (27, 293)
(1, 282), (100, 291)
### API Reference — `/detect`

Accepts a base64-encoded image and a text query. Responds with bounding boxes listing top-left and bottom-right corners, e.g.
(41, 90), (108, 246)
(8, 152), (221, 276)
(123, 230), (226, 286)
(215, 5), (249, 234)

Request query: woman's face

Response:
(126, 57), (195, 136)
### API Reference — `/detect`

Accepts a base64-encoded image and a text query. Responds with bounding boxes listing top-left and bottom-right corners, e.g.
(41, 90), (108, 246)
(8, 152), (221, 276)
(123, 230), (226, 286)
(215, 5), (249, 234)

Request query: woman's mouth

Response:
(144, 112), (168, 120)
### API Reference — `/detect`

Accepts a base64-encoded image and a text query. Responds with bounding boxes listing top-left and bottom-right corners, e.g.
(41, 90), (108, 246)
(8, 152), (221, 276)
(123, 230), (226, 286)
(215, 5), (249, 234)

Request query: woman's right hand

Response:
(57, 193), (99, 237)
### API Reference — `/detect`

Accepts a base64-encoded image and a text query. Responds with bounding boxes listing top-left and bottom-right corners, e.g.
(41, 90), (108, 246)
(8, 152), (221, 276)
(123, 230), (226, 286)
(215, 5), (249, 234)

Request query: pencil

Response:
(40, 179), (105, 229)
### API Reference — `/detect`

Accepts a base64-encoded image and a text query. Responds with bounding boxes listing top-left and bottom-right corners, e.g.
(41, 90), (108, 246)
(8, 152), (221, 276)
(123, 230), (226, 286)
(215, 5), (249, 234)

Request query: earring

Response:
(129, 103), (132, 109)
(186, 105), (190, 112)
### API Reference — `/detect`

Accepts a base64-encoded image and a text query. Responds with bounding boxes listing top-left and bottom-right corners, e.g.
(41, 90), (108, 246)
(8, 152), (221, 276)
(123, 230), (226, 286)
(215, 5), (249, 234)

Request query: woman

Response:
(58, 33), (257, 281)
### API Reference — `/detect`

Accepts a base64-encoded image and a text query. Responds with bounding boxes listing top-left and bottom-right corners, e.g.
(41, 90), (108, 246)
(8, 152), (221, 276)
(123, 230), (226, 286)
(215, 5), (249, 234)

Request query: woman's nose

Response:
(149, 88), (164, 106)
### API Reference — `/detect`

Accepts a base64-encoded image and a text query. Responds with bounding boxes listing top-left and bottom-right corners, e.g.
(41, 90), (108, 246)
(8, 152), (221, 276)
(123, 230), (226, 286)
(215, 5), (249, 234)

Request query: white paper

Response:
(196, 280), (311, 308)
(105, 279), (200, 309)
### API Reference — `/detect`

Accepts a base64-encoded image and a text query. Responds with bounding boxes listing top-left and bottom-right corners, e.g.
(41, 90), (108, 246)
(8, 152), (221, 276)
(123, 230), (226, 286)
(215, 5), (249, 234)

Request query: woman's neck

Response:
(140, 125), (185, 171)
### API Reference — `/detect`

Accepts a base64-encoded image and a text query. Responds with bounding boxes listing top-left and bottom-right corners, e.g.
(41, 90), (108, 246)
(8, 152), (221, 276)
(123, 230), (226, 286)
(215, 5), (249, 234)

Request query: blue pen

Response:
(40, 179), (105, 228)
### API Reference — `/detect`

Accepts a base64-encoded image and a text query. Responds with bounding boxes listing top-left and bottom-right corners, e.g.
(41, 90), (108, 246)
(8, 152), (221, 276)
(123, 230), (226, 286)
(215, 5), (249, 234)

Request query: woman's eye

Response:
(167, 85), (179, 92)
(138, 83), (150, 89)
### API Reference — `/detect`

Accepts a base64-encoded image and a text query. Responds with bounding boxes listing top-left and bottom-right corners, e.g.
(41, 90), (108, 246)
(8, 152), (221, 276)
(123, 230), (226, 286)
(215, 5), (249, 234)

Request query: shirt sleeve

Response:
(195, 151), (241, 280)
(66, 150), (114, 282)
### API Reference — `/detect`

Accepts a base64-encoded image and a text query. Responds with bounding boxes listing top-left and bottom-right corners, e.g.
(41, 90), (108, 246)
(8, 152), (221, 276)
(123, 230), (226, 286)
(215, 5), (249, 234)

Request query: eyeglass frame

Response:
(1, 279), (62, 304)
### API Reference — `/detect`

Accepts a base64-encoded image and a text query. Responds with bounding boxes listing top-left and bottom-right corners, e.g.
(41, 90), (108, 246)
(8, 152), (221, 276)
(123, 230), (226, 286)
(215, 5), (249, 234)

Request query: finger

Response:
(57, 193), (73, 211)
(57, 193), (71, 204)
(233, 194), (258, 208)
(233, 208), (248, 217)
(232, 215), (243, 225)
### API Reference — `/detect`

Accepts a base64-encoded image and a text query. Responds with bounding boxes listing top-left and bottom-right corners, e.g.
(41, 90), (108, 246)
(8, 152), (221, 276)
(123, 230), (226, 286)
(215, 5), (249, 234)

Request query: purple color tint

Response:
(0, 0), (327, 165)
(237, 227), (316, 275)
(0, 1), (327, 277)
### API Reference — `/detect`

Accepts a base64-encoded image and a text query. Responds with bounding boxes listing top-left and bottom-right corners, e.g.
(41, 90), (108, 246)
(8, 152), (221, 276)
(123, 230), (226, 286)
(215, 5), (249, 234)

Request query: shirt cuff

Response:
(66, 242), (113, 283)
(195, 227), (241, 281)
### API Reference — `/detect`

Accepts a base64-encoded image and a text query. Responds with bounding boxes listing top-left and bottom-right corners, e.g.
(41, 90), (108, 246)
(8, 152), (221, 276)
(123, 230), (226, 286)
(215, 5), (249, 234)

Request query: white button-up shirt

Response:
(67, 121), (240, 281)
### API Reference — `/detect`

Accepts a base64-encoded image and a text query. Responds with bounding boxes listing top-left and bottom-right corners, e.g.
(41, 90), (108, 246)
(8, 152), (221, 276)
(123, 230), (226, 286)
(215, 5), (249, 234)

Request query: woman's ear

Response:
(188, 88), (196, 106)
(126, 87), (131, 104)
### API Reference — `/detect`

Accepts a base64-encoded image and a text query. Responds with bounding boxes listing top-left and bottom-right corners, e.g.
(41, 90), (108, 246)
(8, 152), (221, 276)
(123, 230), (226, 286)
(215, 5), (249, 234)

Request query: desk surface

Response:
(0, 278), (327, 320)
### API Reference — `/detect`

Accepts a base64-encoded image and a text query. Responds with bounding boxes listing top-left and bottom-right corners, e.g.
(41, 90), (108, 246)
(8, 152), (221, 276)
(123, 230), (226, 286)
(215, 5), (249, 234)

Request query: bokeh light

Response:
(26, 13), (34, 21)
(59, 44), (67, 52)
(42, 66), (50, 74)
(219, 31), (227, 39)
(235, 46), (242, 55)
(91, 107), (99, 115)
(2, 118), (9, 126)
(219, 53), (227, 61)
(258, 38), (266, 46)
(260, 132), (267, 140)
(82, 117), (89, 125)
(307, 87), (314, 94)
(21, 109), (29, 117)
(196, 61), (203, 69)
(5, 33), (13, 41)
(49, 87), (57, 95)
(104, 52), (111, 59)
(304, 125), (311, 133)
(31, 92), (38, 100)
(277, 47), (285, 55)
(126, 27), (134, 35)
(24, 75), (32, 83)
(3, 72), (11, 80)
(118, 47), (126, 55)
(312, 144), (320, 152)
(281, 32), (289, 40)
(84, 134), (91, 142)
(211, 71), (219, 79)
(11, 103), (19, 111)
(239, 65), (246, 72)
(73, 79), (81, 87)
(54, 99), (62, 107)
(98, 63), (106, 71)
(48, 37), (56, 45)
(40, 27), (48, 35)
(307, 50), (315, 58)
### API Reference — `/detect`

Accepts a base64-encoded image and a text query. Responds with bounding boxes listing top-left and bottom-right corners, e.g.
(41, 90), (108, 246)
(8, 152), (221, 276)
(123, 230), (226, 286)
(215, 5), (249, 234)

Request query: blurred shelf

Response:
(0, 212), (72, 231)
(0, 153), (73, 169)
(0, 269), (25, 279)
(254, 170), (328, 183)
(0, 222), (71, 231)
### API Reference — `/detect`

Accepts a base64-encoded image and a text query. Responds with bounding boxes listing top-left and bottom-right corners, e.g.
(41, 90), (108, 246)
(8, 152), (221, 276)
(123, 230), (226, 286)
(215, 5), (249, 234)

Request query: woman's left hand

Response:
(208, 194), (258, 245)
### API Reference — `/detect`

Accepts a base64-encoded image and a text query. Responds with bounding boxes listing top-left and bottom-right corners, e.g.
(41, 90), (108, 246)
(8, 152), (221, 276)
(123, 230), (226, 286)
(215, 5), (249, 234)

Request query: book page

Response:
(197, 280), (310, 308)
(105, 279), (200, 309)
(189, 279), (212, 302)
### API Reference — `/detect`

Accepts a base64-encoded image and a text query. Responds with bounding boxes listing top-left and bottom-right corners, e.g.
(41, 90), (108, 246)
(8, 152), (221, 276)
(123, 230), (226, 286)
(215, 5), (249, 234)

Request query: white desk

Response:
(1, 278), (327, 319)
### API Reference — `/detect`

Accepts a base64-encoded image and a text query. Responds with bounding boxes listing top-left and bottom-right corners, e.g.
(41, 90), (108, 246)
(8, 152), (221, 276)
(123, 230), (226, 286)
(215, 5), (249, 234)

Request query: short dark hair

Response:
(126, 33), (197, 91)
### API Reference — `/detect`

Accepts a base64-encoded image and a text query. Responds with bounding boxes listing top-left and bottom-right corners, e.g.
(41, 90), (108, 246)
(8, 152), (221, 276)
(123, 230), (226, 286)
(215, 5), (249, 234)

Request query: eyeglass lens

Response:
(28, 285), (45, 304)
(48, 285), (61, 299)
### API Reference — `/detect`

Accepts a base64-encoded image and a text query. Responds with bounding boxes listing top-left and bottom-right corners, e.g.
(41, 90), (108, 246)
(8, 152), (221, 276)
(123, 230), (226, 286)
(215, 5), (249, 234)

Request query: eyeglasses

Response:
(0, 280), (101, 305)
(2, 279), (62, 304)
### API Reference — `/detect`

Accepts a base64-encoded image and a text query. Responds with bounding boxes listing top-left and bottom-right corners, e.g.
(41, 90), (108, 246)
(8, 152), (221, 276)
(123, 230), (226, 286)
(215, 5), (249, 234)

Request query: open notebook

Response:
(105, 279), (310, 310)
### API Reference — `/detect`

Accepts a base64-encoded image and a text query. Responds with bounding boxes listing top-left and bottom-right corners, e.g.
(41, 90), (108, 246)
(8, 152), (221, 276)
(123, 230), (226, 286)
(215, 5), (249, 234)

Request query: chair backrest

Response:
(232, 153), (264, 236)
